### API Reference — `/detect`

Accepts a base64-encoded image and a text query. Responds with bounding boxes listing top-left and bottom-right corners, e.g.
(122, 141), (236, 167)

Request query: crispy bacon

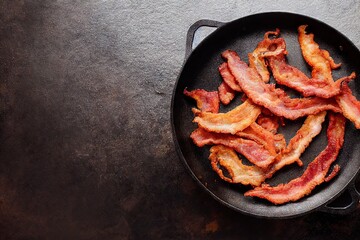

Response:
(222, 50), (341, 119)
(184, 26), (358, 204)
(183, 88), (219, 113)
(248, 29), (286, 82)
(209, 145), (266, 186)
(207, 113), (326, 187)
(268, 53), (355, 98)
(298, 25), (341, 83)
(219, 63), (242, 92)
(273, 111), (327, 169)
(190, 128), (276, 169)
(237, 123), (286, 155)
(193, 99), (261, 134)
(245, 113), (346, 204)
(336, 82), (360, 129)
(218, 82), (236, 105)
(297, 25), (360, 129)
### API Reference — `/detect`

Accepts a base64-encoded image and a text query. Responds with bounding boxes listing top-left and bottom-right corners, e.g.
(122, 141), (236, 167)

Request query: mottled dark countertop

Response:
(1, 1), (360, 239)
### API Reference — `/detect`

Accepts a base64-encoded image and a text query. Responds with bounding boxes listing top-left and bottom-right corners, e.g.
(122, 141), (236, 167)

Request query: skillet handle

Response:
(318, 181), (360, 215)
(185, 19), (225, 59)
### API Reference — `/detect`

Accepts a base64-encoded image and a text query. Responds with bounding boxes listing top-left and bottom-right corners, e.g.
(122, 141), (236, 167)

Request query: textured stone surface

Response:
(0, 0), (360, 239)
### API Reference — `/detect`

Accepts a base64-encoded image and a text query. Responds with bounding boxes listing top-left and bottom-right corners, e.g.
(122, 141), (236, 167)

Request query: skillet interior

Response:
(172, 12), (360, 218)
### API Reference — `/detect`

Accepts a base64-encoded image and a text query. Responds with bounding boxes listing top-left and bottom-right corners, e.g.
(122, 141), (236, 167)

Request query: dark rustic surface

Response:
(0, 1), (360, 239)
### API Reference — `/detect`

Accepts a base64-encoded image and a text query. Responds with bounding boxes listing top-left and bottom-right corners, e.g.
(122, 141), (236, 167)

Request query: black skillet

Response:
(171, 12), (360, 218)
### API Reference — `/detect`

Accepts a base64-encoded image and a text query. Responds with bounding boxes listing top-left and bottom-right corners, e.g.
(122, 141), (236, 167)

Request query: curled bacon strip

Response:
(245, 113), (346, 204)
(218, 82), (236, 105)
(248, 29), (285, 82)
(298, 25), (341, 82)
(193, 99), (261, 134)
(297, 25), (360, 129)
(268, 53), (355, 98)
(190, 128), (276, 169)
(336, 82), (360, 129)
(183, 88), (219, 113)
(219, 63), (242, 92)
(274, 111), (327, 168)
(208, 112), (327, 187)
(209, 145), (266, 186)
(222, 50), (341, 119)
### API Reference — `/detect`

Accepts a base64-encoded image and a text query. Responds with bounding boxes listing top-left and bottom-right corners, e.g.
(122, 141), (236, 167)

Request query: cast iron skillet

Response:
(171, 12), (360, 218)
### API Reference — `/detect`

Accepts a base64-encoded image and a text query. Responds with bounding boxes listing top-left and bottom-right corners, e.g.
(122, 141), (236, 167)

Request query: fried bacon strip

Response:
(190, 128), (276, 169)
(218, 82), (236, 105)
(336, 83), (360, 129)
(183, 88), (219, 113)
(209, 112), (327, 187)
(297, 25), (360, 129)
(193, 99), (261, 134)
(248, 29), (286, 82)
(209, 145), (266, 186)
(298, 25), (341, 82)
(218, 62), (242, 92)
(237, 122), (286, 155)
(222, 50), (341, 119)
(268, 53), (355, 98)
(274, 111), (327, 168)
(245, 113), (346, 204)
